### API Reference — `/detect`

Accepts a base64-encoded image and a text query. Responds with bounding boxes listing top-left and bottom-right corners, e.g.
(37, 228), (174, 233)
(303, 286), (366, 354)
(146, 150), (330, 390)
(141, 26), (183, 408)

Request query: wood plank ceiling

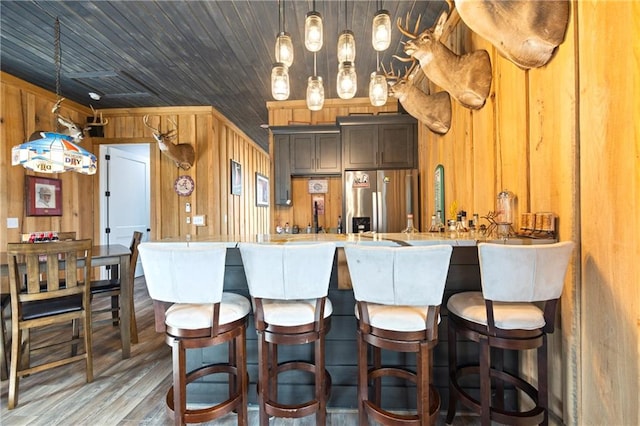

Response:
(0, 0), (446, 150)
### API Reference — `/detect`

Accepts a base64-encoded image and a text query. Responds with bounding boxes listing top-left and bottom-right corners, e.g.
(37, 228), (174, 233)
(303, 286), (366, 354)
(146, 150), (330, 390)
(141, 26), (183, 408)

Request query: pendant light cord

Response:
(54, 17), (61, 132)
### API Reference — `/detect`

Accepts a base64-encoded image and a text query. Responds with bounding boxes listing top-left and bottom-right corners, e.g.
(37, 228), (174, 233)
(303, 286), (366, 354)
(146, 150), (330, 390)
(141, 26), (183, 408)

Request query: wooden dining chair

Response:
(6, 238), (94, 409)
(90, 231), (143, 343)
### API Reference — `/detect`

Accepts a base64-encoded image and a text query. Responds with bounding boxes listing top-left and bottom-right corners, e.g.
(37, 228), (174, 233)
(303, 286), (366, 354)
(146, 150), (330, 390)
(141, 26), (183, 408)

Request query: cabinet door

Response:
(315, 133), (341, 173)
(274, 135), (292, 206)
(378, 123), (416, 169)
(290, 133), (315, 175)
(342, 126), (378, 169)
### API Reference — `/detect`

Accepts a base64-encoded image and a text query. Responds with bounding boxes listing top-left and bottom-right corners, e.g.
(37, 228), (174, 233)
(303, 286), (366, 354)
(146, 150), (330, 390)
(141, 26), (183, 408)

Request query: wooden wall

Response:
(0, 72), (270, 250)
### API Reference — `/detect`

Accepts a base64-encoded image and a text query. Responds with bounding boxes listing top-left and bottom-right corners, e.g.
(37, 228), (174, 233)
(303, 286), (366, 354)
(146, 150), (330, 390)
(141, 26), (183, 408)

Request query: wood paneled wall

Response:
(267, 97), (398, 232)
(1, 72), (95, 247)
(1, 73), (269, 250)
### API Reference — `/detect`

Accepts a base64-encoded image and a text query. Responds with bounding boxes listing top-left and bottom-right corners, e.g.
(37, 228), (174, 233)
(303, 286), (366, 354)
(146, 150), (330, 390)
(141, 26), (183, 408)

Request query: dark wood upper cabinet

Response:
(338, 115), (417, 170)
(290, 132), (341, 175)
(273, 134), (292, 206)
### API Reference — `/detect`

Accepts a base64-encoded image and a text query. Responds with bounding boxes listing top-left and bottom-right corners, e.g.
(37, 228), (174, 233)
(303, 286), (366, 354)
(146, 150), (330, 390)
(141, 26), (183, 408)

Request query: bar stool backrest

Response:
(478, 241), (574, 302)
(345, 244), (453, 306)
(239, 243), (336, 300)
(138, 242), (227, 304)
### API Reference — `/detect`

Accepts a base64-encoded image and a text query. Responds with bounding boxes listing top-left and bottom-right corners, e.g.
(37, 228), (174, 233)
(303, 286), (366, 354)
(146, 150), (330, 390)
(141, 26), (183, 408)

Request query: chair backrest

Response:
(138, 242), (227, 304)
(478, 241), (574, 302)
(128, 231), (143, 279)
(238, 242), (336, 300)
(344, 244), (453, 306)
(7, 239), (93, 304)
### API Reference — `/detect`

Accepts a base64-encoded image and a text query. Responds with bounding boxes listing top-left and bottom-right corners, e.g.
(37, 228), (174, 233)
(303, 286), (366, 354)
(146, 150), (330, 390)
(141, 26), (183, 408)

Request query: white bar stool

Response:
(446, 241), (574, 426)
(138, 242), (250, 426)
(238, 242), (336, 426)
(344, 244), (453, 425)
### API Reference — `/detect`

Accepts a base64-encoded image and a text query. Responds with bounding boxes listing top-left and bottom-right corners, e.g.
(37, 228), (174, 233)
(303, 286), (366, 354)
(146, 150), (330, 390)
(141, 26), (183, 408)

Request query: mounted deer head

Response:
(396, 9), (492, 110)
(51, 98), (108, 143)
(455, 0), (570, 69)
(386, 61), (451, 135)
(143, 115), (195, 170)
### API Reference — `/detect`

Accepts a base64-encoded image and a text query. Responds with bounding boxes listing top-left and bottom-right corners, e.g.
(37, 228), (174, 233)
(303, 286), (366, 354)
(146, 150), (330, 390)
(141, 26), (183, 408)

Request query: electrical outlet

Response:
(186, 217), (191, 224)
(185, 202), (191, 213)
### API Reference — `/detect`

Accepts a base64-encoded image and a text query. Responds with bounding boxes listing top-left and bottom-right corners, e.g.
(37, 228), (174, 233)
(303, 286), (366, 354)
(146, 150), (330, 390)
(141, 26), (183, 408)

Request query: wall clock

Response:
(174, 175), (194, 196)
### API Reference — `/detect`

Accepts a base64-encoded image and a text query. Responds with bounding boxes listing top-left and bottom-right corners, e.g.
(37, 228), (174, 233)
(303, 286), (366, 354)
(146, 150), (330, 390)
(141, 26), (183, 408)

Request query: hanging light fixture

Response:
(337, 61), (357, 100)
(372, 1), (391, 51)
(271, 0), (291, 100)
(11, 17), (97, 175)
(305, 0), (323, 52)
(307, 53), (324, 111)
(274, 0), (293, 67)
(369, 52), (388, 106)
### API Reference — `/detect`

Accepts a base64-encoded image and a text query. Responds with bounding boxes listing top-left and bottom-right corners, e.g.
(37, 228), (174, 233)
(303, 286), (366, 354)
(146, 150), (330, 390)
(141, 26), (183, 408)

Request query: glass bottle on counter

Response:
(428, 214), (439, 232)
(337, 216), (343, 234)
(402, 214), (418, 233)
(436, 210), (445, 232)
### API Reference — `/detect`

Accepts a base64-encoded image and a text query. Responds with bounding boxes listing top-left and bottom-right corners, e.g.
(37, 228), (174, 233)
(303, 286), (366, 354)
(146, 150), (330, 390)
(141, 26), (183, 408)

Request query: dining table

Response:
(0, 243), (133, 360)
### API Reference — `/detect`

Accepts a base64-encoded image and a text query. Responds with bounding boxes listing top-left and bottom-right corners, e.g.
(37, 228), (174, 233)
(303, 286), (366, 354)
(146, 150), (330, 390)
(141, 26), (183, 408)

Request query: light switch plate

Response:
(193, 215), (206, 226)
(7, 217), (19, 228)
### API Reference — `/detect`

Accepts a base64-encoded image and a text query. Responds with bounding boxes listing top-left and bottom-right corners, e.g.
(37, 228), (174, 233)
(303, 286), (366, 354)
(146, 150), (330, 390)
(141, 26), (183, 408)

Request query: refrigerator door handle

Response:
(372, 192), (378, 232)
(376, 191), (383, 233)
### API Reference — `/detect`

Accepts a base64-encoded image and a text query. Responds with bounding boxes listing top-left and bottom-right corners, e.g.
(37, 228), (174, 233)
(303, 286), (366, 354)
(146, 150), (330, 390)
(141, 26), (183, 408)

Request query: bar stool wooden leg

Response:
(357, 329), (368, 426)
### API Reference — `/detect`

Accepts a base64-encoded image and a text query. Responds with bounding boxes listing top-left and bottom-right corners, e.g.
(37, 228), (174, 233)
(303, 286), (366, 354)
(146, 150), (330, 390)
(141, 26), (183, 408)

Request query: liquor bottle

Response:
(402, 214), (418, 233)
(337, 216), (343, 234)
(428, 215), (439, 232)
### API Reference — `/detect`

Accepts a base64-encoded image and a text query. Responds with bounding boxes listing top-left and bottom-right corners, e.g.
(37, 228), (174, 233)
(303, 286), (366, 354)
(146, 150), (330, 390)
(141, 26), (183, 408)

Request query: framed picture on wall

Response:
(230, 159), (242, 195)
(255, 173), (269, 207)
(26, 176), (62, 216)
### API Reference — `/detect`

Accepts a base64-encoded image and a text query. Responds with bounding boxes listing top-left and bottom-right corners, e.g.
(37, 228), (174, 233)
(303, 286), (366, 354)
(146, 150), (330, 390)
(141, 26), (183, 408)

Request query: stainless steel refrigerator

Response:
(344, 169), (420, 233)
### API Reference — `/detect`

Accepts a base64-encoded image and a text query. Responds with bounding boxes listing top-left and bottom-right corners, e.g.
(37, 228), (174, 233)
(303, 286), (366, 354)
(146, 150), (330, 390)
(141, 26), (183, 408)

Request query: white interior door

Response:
(99, 144), (150, 277)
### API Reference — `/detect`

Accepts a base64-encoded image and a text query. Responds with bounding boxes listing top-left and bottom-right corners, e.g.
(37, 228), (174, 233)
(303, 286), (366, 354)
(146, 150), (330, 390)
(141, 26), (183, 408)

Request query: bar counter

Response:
(156, 233), (550, 410)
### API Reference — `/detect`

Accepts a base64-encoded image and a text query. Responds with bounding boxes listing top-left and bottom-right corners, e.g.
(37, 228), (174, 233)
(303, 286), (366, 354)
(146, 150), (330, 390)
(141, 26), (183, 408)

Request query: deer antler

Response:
(396, 12), (422, 39)
(87, 105), (108, 127)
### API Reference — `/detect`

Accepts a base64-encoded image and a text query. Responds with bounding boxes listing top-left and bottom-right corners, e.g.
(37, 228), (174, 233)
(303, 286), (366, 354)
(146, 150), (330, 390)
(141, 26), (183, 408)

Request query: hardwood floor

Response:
(1, 277), (482, 425)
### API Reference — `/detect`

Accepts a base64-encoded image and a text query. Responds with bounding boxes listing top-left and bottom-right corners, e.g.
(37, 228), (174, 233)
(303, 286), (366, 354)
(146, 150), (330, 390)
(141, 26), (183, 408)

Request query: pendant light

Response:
(305, 0), (323, 52)
(337, 0), (356, 99)
(337, 61), (357, 99)
(372, 1), (391, 51)
(307, 53), (324, 111)
(274, 0), (293, 67)
(11, 17), (97, 175)
(271, 0), (291, 100)
(369, 52), (388, 106)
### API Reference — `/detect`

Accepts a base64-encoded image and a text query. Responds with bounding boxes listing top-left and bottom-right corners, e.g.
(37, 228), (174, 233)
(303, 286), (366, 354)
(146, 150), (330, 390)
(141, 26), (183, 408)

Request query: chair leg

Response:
(257, 332), (269, 426)
(417, 342), (430, 425)
(8, 327), (21, 409)
(172, 338), (186, 426)
(493, 346), (504, 411)
(130, 291), (139, 344)
(111, 295), (119, 326)
(446, 321), (457, 424)
(373, 345), (382, 405)
(315, 332), (326, 426)
(539, 334), (549, 426)
(84, 309), (94, 382)
(479, 336), (491, 426)
(0, 304), (8, 381)
(235, 327), (248, 426)
(71, 319), (79, 356)
(357, 330), (368, 426)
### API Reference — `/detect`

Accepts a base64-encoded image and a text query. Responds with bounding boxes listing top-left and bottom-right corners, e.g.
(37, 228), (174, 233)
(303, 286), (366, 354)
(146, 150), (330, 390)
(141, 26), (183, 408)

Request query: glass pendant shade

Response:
(275, 32), (293, 67)
(369, 71), (388, 106)
(305, 11), (323, 52)
(337, 61), (357, 99)
(372, 9), (391, 51)
(337, 30), (356, 62)
(306, 76), (325, 111)
(271, 63), (290, 100)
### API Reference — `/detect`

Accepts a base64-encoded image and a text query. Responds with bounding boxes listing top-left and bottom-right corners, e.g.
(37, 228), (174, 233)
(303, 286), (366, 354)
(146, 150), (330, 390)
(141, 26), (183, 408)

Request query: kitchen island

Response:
(159, 233), (546, 411)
